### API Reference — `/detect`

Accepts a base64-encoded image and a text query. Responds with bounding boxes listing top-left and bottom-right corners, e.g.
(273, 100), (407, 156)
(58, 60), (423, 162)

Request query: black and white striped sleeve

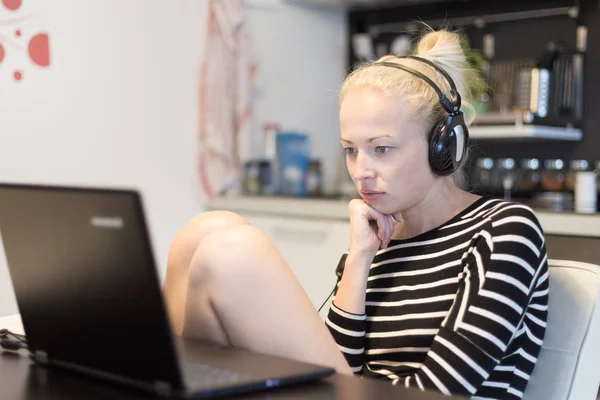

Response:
(398, 206), (548, 396)
(325, 301), (367, 374)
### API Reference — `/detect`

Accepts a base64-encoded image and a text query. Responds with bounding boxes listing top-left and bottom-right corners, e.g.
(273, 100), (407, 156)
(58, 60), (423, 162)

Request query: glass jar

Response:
(490, 158), (516, 193)
(596, 161), (600, 195)
(541, 159), (566, 192)
(565, 160), (590, 192)
(516, 158), (541, 193)
(307, 160), (323, 197)
(243, 160), (262, 195)
(470, 157), (494, 192)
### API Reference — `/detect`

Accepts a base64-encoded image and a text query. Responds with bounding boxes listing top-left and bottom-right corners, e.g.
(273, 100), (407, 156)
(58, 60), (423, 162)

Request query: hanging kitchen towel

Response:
(198, 0), (257, 199)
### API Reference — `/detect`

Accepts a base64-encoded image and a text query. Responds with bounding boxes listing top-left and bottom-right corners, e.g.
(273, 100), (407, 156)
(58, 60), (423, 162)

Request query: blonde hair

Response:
(340, 29), (482, 188)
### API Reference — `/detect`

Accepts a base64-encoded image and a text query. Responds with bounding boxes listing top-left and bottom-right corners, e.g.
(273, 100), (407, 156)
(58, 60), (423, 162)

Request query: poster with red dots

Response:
(0, 0), (50, 82)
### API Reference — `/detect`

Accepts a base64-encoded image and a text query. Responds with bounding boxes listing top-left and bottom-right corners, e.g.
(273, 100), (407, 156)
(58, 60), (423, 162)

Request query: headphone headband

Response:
(402, 56), (458, 96)
(373, 56), (461, 114)
(371, 55), (469, 176)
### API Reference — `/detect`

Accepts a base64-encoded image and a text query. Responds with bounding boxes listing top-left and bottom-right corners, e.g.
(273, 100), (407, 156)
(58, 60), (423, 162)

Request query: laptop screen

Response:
(0, 184), (184, 391)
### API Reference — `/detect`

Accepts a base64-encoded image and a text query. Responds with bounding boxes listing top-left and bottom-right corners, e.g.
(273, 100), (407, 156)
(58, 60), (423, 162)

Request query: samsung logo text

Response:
(90, 217), (125, 229)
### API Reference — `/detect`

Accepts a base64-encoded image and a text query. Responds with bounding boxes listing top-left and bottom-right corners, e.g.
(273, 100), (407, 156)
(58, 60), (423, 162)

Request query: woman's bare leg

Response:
(163, 211), (249, 338)
(163, 211), (351, 374)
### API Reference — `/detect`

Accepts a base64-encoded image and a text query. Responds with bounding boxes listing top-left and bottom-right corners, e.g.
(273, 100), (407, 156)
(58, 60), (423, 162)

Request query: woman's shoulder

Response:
(491, 198), (541, 224)
(472, 196), (546, 249)
(468, 196), (542, 225)
(450, 195), (543, 231)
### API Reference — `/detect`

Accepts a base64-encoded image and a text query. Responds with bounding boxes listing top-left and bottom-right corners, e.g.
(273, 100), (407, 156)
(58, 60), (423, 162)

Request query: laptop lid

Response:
(0, 183), (185, 393)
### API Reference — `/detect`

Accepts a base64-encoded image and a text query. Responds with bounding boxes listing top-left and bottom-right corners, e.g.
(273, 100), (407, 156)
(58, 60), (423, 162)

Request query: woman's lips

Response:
(360, 191), (385, 201)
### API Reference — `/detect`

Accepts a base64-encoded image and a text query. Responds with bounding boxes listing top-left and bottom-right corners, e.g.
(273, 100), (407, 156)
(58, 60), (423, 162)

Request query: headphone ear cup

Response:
(429, 113), (469, 176)
(429, 118), (455, 176)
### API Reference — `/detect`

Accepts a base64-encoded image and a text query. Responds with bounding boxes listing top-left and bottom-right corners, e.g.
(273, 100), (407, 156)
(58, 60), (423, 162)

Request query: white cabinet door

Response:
(243, 215), (350, 316)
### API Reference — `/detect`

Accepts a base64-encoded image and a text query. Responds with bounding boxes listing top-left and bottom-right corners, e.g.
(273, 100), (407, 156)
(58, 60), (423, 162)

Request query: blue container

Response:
(276, 131), (311, 196)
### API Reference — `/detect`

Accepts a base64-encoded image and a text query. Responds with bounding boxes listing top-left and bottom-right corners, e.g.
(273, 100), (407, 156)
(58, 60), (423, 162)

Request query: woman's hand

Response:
(348, 199), (402, 259)
(334, 200), (402, 314)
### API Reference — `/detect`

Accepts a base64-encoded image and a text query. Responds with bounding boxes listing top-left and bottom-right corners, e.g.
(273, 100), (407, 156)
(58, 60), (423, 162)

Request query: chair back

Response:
(524, 259), (600, 400)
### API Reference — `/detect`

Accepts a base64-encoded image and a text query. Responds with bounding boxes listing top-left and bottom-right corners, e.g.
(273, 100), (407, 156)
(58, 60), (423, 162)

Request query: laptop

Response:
(0, 183), (335, 398)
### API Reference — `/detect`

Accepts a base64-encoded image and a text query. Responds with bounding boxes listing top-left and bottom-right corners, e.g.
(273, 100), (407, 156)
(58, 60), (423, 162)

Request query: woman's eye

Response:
(344, 147), (357, 155)
(375, 146), (391, 154)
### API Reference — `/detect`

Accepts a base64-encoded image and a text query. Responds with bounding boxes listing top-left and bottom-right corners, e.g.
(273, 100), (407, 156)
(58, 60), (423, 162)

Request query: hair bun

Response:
(413, 30), (482, 125)
(415, 30), (466, 67)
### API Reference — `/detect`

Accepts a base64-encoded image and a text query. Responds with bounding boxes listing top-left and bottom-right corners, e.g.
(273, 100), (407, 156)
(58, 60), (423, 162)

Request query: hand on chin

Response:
(363, 198), (403, 222)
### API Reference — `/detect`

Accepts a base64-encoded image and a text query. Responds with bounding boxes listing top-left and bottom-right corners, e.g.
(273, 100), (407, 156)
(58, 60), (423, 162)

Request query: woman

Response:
(163, 29), (548, 399)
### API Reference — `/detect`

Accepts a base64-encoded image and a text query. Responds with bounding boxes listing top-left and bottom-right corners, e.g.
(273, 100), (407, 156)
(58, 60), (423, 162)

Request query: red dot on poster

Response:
(14, 70), (22, 81)
(0, 43), (4, 64)
(28, 33), (50, 67)
(2, 0), (21, 11)
(15, 29), (21, 37)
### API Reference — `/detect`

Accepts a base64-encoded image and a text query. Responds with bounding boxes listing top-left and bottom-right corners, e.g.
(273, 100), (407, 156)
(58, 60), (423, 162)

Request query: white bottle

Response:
(262, 122), (280, 196)
(575, 171), (597, 213)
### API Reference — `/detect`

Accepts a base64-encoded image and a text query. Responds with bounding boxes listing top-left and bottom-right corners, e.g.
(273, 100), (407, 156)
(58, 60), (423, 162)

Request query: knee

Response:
(171, 211), (249, 253)
(189, 224), (280, 284)
(179, 211), (249, 243)
(167, 211), (249, 274)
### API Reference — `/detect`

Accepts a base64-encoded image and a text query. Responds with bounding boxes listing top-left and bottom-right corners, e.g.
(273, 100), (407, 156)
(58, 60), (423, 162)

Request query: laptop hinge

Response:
(154, 381), (172, 397)
(34, 350), (49, 364)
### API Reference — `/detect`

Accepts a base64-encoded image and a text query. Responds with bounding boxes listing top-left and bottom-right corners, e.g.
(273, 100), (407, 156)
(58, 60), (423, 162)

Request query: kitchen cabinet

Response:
(283, 0), (557, 11)
(283, 0), (458, 10)
(243, 215), (350, 317)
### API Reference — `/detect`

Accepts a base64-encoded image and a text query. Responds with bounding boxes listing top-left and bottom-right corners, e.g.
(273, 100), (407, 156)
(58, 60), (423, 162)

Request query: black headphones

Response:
(373, 56), (469, 176)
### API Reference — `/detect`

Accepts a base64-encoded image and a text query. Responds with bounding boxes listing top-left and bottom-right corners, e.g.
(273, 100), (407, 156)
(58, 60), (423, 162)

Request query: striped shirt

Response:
(326, 197), (549, 399)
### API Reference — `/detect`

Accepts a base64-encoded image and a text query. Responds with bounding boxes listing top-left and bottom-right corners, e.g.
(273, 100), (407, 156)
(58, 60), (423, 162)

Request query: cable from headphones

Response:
(318, 254), (348, 313)
(318, 285), (337, 313)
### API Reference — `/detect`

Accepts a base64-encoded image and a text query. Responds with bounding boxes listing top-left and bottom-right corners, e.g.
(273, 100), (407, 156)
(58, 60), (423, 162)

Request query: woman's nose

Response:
(353, 154), (376, 181)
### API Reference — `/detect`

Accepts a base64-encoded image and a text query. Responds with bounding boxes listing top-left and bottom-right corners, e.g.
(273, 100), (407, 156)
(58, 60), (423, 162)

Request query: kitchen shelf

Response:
(469, 124), (583, 141)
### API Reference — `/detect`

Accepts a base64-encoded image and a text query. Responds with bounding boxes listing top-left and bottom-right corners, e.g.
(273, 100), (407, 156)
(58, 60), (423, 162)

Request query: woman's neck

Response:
(391, 182), (480, 241)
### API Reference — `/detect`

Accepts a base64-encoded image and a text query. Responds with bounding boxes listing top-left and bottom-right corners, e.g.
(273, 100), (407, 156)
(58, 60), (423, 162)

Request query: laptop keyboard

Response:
(182, 362), (259, 389)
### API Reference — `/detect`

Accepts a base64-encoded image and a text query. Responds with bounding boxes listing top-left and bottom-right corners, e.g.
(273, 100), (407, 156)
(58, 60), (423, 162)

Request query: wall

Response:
(0, 0), (211, 316)
(0, 0), (348, 316)
(246, 0), (348, 194)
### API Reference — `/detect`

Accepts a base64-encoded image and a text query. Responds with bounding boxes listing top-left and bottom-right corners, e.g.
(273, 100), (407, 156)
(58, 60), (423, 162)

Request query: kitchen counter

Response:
(205, 195), (600, 238)
(206, 195), (352, 220)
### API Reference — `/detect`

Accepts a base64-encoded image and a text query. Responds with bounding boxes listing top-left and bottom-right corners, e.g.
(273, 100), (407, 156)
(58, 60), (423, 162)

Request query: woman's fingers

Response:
(356, 202), (402, 250)
(366, 207), (395, 249)
(382, 214), (400, 249)
(383, 215), (395, 249)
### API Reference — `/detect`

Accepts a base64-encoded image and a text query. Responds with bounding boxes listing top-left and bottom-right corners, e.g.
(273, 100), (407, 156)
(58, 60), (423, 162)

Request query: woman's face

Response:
(340, 89), (440, 215)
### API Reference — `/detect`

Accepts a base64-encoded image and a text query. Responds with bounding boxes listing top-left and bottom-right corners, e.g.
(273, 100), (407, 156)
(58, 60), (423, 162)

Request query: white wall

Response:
(0, 0), (209, 316)
(246, 0), (348, 193)
(0, 0), (347, 316)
